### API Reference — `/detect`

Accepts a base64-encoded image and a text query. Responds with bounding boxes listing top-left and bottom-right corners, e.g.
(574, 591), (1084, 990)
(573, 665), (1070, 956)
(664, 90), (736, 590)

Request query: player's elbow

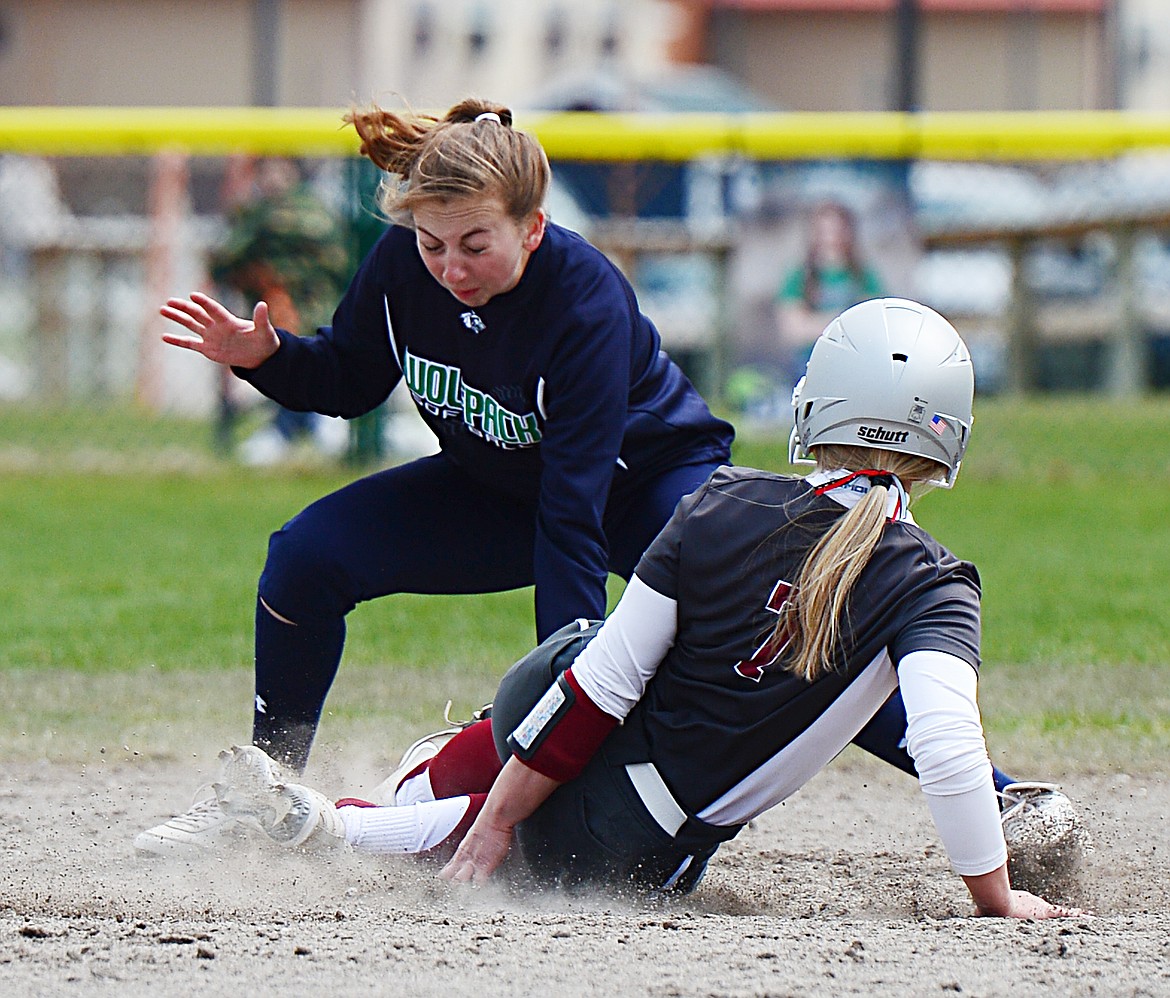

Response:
(906, 716), (991, 796)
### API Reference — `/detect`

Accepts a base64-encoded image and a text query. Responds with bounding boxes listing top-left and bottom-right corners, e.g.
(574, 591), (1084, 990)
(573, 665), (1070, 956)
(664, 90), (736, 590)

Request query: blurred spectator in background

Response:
(212, 157), (353, 464)
(775, 200), (883, 389)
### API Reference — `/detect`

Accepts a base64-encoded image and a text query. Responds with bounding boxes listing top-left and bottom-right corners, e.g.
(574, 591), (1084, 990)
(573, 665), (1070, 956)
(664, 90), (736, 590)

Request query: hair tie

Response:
(474, 112), (502, 124)
(861, 470), (895, 489)
(812, 468), (907, 521)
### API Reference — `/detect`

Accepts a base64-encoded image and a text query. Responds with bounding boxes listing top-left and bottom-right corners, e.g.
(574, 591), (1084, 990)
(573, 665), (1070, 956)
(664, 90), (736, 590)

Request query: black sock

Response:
(251, 595), (345, 773)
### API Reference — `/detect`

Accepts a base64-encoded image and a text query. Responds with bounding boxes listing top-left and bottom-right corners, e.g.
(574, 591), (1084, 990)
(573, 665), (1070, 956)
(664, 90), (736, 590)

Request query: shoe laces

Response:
(998, 781), (1060, 815)
(167, 790), (225, 832)
(443, 699), (492, 727)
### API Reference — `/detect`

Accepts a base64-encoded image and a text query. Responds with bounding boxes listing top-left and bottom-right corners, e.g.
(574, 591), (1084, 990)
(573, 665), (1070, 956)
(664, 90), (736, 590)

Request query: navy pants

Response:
(252, 453), (723, 770)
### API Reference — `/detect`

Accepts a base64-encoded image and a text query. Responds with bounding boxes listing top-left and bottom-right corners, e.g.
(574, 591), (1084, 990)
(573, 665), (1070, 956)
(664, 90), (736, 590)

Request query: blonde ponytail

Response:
(777, 446), (947, 683)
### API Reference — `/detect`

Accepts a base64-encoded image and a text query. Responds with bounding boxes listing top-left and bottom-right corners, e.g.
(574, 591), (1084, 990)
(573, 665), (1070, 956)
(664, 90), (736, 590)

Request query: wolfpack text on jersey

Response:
(403, 348), (542, 448)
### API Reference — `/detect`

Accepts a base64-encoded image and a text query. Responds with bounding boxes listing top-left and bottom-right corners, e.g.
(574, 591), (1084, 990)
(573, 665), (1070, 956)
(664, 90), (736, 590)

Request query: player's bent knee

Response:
(260, 528), (357, 618)
(258, 596), (297, 626)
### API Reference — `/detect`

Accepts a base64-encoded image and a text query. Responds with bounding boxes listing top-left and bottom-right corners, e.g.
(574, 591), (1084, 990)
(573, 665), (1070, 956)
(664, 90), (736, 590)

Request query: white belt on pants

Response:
(625, 762), (687, 837)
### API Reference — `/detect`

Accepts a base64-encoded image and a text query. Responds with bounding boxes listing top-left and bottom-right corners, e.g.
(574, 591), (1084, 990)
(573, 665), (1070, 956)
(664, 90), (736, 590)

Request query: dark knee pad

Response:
(491, 619), (603, 763)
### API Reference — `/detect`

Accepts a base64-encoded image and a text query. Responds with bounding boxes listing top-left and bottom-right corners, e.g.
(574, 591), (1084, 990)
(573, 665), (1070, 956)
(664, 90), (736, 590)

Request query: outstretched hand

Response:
(160, 291), (281, 369)
(436, 756), (563, 888)
(964, 866), (1090, 919)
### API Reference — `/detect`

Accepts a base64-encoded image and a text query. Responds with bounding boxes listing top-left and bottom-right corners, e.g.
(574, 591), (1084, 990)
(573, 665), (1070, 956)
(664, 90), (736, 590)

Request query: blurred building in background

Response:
(0, 0), (679, 110)
(3, 1), (1160, 113)
(2, 0), (1170, 424)
(672, 0), (1113, 112)
(1117, 0), (1170, 110)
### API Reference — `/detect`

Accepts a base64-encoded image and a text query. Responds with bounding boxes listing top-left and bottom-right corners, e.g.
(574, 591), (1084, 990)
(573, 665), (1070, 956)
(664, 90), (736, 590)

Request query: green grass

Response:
(730, 395), (1170, 771)
(2, 396), (1169, 768)
(0, 466), (541, 674)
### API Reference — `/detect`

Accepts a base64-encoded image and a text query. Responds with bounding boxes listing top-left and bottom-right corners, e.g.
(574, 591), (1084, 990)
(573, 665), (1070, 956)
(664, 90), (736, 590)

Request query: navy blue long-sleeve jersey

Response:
(237, 221), (734, 636)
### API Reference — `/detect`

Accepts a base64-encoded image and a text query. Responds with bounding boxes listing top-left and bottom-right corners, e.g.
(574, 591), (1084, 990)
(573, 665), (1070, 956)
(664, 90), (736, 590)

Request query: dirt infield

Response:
(3, 747), (1167, 997)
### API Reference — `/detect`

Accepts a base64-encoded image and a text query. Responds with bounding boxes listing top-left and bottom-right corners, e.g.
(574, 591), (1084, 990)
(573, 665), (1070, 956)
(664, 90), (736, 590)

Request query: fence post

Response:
(1002, 235), (1037, 394)
(1106, 222), (1143, 396)
(31, 246), (70, 401)
(708, 240), (731, 408)
(138, 150), (190, 411)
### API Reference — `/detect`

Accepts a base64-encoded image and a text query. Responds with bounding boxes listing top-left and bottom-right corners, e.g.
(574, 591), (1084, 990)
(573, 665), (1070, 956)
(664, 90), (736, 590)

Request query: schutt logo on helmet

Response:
(856, 425), (911, 444)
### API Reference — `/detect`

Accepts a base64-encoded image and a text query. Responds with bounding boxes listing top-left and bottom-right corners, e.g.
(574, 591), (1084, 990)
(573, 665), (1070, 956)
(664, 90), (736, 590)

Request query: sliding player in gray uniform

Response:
(209, 298), (1084, 918)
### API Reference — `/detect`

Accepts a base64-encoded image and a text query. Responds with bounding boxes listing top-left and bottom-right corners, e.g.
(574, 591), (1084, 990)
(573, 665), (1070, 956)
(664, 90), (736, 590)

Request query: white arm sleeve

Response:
(899, 649), (1008, 877)
(570, 574), (677, 721)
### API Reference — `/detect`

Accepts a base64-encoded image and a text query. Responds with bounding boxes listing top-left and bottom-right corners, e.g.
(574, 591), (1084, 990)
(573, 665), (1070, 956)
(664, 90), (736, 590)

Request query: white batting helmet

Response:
(788, 298), (974, 487)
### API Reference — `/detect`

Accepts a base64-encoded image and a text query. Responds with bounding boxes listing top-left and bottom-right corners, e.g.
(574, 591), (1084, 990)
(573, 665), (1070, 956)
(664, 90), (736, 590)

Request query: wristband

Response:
(507, 667), (618, 782)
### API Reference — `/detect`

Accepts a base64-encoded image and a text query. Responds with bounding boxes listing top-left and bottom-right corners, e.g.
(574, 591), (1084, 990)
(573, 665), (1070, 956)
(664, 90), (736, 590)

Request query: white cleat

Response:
(134, 793), (241, 857)
(368, 728), (460, 806)
(214, 744), (347, 850)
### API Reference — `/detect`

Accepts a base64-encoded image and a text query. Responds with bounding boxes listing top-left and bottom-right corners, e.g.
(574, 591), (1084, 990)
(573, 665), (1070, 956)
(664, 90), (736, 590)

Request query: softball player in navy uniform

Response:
(201, 299), (1084, 918)
(157, 98), (733, 760)
(140, 97), (735, 853)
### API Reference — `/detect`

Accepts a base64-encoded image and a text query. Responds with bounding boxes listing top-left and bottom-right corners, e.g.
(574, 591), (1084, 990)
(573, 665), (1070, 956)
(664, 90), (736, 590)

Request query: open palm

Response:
(160, 291), (280, 369)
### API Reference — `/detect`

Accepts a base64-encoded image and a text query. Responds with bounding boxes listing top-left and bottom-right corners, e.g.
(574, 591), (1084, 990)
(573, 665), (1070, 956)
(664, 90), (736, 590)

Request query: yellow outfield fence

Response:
(4, 107), (1170, 160)
(3, 106), (1170, 463)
